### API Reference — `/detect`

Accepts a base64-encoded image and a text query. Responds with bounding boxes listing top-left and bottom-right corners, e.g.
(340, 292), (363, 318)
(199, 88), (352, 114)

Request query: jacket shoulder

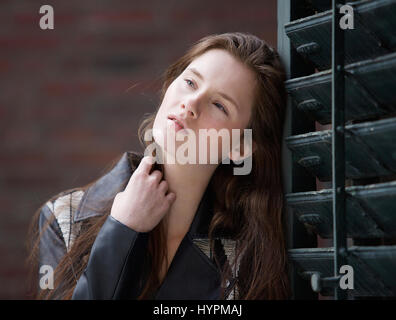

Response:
(43, 188), (85, 252)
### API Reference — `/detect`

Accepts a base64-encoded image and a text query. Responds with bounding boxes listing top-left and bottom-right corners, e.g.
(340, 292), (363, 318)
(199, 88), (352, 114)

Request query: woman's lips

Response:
(168, 118), (185, 132)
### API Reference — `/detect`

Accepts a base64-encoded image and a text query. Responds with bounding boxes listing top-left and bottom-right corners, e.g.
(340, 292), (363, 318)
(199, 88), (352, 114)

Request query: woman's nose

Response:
(181, 102), (198, 119)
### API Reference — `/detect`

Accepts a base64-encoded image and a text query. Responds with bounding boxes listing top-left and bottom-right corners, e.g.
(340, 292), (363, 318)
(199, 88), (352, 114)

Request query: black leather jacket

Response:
(38, 151), (240, 299)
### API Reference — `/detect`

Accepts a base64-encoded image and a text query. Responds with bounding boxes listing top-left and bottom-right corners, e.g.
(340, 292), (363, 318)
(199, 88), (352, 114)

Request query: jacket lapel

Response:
(154, 233), (222, 299)
(74, 151), (142, 222)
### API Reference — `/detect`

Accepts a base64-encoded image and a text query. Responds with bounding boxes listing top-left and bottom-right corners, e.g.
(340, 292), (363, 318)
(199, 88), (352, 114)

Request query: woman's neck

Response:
(161, 159), (218, 241)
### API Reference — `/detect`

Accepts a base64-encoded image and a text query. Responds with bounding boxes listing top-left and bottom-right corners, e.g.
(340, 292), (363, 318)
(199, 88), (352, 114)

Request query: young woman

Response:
(27, 32), (290, 300)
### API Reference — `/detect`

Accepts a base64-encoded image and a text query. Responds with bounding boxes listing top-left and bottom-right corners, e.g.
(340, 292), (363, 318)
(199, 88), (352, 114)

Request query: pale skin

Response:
(111, 48), (257, 285)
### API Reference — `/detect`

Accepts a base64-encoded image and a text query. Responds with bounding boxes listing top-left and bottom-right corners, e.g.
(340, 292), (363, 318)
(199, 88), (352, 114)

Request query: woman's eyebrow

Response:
(187, 67), (204, 81)
(186, 67), (240, 111)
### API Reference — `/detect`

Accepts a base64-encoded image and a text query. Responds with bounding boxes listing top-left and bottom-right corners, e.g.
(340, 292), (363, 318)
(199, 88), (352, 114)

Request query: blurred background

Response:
(0, 0), (277, 299)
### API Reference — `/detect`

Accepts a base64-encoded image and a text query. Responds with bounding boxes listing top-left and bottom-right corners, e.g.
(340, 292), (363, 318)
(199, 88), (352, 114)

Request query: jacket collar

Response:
(74, 151), (226, 239)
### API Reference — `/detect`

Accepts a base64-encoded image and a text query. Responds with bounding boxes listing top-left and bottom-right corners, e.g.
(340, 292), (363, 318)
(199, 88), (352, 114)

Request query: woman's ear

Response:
(228, 139), (257, 163)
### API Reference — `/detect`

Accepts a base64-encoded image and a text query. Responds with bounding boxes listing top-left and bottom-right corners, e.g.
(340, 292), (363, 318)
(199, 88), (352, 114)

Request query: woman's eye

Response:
(185, 79), (194, 88)
(184, 79), (227, 115)
(214, 102), (227, 115)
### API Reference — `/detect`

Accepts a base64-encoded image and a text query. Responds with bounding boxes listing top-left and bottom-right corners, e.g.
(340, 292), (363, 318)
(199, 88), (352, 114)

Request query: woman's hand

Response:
(110, 156), (176, 232)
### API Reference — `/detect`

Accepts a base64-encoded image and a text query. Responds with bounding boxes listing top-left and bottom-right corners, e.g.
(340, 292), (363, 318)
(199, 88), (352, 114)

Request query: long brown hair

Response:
(26, 32), (290, 299)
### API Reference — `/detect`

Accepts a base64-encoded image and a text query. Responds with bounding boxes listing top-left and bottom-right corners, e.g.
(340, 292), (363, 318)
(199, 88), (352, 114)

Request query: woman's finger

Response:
(150, 170), (163, 183)
(137, 156), (155, 175)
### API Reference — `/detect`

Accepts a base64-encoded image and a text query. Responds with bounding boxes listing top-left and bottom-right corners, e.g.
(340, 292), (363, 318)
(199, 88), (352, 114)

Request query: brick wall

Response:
(0, 0), (277, 298)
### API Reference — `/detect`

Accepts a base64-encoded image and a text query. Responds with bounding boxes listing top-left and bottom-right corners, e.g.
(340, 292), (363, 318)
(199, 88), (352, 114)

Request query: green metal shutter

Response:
(278, 0), (396, 299)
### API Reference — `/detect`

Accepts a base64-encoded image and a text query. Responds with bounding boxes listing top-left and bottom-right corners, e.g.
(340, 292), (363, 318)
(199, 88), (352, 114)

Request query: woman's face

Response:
(152, 48), (257, 164)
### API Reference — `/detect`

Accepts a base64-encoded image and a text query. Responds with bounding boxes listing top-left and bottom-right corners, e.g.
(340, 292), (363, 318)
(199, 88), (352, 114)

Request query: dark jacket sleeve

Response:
(71, 215), (150, 300)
